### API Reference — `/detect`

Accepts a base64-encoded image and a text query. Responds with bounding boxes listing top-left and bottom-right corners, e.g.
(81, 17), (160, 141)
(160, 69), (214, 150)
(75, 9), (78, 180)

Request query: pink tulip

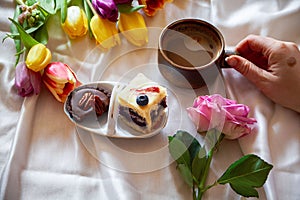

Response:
(42, 62), (81, 103)
(14, 62), (41, 97)
(186, 94), (257, 139)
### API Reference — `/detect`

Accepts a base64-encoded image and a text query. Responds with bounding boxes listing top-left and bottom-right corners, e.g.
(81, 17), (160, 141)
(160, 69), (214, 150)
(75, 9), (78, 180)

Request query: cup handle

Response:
(220, 49), (239, 68)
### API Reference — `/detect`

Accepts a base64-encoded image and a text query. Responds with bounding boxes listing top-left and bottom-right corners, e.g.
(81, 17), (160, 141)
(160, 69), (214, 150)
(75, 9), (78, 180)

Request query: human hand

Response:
(226, 34), (300, 113)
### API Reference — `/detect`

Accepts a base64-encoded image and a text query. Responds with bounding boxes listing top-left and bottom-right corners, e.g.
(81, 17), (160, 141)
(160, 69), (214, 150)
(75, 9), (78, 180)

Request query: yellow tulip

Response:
(118, 12), (148, 47)
(90, 15), (121, 50)
(62, 6), (88, 39)
(26, 43), (52, 72)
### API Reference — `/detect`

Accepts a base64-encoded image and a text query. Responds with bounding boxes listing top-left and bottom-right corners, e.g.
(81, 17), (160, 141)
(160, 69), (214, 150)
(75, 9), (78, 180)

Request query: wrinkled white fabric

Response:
(0, 0), (300, 199)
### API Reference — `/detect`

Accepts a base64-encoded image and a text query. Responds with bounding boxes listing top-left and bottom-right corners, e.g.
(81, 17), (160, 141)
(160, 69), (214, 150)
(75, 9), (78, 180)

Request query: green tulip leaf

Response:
(39, 0), (56, 14)
(168, 136), (191, 168)
(26, 0), (36, 6)
(8, 21), (46, 40)
(70, 0), (84, 7)
(177, 164), (193, 188)
(8, 18), (39, 50)
(9, 6), (22, 66)
(117, 4), (145, 13)
(60, 0), (68, 23)
(34, 24), (48, 45)
(24, 20), (45, 35)
(54, 0), (71, 11)
(217, 154), (273, 197)
(37, 4), (51, 18)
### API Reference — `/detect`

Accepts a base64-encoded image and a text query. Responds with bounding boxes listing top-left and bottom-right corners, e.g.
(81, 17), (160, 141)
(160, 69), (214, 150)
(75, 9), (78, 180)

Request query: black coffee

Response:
(161, 27), (221, 67)
(164, 36), (214, 67)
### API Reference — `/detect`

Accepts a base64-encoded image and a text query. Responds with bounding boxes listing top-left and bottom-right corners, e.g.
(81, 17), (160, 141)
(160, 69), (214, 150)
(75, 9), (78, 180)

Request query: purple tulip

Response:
(14, 62), (41, 97)
(92, 0), (119, 22)
(114, 0), (133, 4)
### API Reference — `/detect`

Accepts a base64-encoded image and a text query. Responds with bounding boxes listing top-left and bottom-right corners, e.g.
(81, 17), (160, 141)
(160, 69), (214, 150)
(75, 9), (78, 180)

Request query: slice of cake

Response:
(118, 73), (168, 133)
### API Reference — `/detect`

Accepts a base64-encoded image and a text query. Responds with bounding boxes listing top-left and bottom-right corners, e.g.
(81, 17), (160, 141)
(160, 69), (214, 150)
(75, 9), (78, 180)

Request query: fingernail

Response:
(225, 56), (238, 66)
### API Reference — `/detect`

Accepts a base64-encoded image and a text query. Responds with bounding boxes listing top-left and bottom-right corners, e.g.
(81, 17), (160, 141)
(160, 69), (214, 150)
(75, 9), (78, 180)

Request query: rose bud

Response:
(186, 94), (257, 140)
(42, 62), (81, 103)
(14, 62), (41, 97)
(26, 43), (52, 72)
(90, 15), (121, 50)
(92, 0), (119, 22)
(118, 11), (148, 46)
(61, 6), (88, 39)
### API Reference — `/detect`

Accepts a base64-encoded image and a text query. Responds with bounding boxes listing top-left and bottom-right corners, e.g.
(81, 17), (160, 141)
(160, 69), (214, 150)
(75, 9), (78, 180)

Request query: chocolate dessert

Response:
(66, 86), (111, 122)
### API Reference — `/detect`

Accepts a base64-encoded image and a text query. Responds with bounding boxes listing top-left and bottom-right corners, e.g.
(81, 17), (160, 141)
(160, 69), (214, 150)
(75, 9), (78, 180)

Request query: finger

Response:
(241, 51), (269, 70)
(235, 34), (277, 58)
(225, 55), (272, 88)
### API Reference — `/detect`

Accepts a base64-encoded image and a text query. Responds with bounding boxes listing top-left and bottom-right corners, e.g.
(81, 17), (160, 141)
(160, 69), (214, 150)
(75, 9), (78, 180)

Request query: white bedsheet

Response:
(0, 0), (300, 199)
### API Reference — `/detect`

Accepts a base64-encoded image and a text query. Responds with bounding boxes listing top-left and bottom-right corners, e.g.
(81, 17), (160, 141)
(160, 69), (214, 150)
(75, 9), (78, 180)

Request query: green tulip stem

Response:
(84, 0), (98, 16)
(83, 0), (93, 38)
(16, 0), (26, 6)
(196, 132), (225, 200)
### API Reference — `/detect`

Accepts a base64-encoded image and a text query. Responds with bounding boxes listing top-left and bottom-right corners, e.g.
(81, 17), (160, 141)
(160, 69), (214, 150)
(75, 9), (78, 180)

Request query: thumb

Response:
(225, 55), (270, 86)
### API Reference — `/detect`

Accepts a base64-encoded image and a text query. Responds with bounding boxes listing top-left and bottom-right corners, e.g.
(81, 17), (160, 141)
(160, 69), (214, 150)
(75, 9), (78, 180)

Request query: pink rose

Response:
(186, 94), (257, 139)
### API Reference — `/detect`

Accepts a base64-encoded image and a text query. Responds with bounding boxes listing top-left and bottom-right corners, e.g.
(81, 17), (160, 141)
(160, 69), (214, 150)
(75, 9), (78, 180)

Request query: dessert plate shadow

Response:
(64, 81), (171, 139)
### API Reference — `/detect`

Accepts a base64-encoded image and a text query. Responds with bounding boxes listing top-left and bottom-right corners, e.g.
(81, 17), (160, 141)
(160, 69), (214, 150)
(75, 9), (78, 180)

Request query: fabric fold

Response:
(1, 0), (300, 200)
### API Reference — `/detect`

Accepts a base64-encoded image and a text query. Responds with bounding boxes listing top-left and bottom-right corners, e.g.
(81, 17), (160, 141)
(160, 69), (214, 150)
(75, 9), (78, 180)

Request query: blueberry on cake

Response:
(118, 73), (168, 133)
(66, 85), (111, 122)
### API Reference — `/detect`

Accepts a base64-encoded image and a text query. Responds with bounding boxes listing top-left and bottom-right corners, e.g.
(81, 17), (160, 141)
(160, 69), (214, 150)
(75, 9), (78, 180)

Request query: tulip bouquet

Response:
(168, 94), (273, 199)
(6, 0), (82, 102)
(5, 0), (172, 102)
(86, 0), (172, 49)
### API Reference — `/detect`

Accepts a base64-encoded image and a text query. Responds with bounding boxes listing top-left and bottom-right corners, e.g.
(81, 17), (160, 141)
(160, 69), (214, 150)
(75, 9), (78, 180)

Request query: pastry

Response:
(66, 86), (111, 122)
(118, 73), (168, 133)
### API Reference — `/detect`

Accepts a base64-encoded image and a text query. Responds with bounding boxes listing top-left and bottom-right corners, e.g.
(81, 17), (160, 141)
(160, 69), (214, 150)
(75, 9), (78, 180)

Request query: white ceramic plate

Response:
(64, 81), (169, 138)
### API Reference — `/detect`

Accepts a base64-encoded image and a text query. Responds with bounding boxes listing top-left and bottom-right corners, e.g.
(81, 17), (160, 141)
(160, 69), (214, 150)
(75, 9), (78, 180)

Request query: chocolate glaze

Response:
(66, 87), (111, 121)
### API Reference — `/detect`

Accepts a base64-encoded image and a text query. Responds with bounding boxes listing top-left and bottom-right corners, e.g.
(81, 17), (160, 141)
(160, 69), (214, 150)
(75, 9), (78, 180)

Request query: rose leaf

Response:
(191, 146), (207, 181)
(217, 154), (273, 197)
(168, 136), (191, 168)
(177, 164), (193, 188)
(173, 130), (201, 160)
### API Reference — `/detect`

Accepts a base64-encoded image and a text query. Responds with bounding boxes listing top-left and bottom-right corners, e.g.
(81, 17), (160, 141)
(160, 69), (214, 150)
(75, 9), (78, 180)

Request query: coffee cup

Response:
(158, 18), (234, 89)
